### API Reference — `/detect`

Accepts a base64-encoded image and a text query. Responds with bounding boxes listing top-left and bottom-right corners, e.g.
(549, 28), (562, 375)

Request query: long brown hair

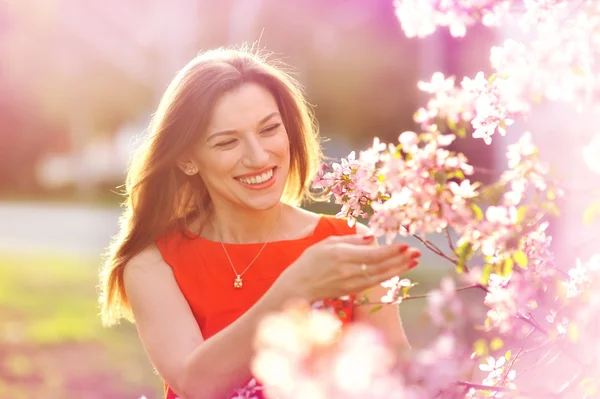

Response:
(99, 47), (323, 326)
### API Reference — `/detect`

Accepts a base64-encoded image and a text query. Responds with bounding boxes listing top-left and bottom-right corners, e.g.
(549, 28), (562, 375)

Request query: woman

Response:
(99, 47), (420, 399)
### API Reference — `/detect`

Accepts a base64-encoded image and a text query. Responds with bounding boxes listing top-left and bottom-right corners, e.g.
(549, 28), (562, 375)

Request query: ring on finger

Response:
(360, 263), (370, 279)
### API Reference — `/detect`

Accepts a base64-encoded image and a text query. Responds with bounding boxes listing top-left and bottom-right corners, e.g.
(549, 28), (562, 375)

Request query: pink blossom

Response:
(427, 277), (463, 327)
(583, 133), (600, 175)
(380, 276), (415, 304)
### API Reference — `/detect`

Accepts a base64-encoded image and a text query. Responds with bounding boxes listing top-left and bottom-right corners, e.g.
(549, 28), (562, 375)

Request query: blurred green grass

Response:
(0, 250), (449, 399)
(0, 253), (163, 399)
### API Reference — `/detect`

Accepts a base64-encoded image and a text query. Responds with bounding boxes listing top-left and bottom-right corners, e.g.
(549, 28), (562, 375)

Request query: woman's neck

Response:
(205, 202), (283, 244)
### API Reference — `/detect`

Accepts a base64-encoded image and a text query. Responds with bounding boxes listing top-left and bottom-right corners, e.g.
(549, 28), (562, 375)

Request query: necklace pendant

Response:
(234, 276), (243, 289)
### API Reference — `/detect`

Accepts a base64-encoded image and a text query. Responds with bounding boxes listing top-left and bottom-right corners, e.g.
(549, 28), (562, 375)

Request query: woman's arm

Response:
(123, 244), (292, 399)
(125, 235), (414, 399)
(353, 222), (412, 353)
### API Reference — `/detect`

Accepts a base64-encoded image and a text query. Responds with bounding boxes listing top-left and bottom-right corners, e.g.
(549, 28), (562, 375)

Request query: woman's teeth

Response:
(238, 168), (274, 185)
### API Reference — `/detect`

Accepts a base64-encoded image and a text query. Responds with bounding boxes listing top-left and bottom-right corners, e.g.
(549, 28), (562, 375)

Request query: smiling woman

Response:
(184, 84), (290, 214)
(98, 46), (419, 399)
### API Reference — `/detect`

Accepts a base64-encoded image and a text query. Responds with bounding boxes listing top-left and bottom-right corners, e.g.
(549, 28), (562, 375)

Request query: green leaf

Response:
(338, 310), (347, 319)
(481, 183), (505, 206)
(541, 201), (561, 216)
(470, 204), (484, 221)
(377, 174), (385, 183)
(434, 171), (447, 185)
(473, 339), (488, 356)
(517, 205), (528, 224)
(480, 264), (493, 286)
(500, 258), (514, 277)
(488, 73), (497, 84)
(580, 378), (600, 396)
(490, 338), (504, 351)
(447, 118), (457, 131)
(505, 350), (512, 361)
(513, 250), (528, 268)
(499, 119), (507, 131)
(584, 202), (600, 225)
(571, 65), (586, 76)
(448, 170), (465, 181)
(369, 304), (383, 314)
(455, 241), (474, 273)
(568, 324), (579, 343)
(457, 127), (467, 138)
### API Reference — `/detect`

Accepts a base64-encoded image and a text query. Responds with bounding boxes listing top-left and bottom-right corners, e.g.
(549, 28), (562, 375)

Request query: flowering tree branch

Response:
(244, 1), (600, 398)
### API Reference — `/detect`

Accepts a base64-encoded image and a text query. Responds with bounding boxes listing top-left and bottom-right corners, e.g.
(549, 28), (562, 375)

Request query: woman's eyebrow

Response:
(206, 112), (281, 143)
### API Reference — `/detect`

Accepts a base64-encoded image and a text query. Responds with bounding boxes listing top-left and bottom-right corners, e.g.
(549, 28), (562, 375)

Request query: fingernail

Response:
(363, 235), (374, 241)
(409, 260), (419, 268)
(398, 245), (408, 253)
(410, 251), (421, 259)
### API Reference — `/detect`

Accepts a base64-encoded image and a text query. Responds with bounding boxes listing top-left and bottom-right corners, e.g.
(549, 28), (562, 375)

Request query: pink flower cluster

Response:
(314, 131), (476, 243)
(458, 132), (559, 259)
(251, 303), (481, 399)
(273, 118), (600, 398)
(394, 0), (570, 39)
(410, 1), (600, 144)
(251, 305), (405, 399)
(415, 69), (535, 144)
(394, 0), (513, 38)
(242, 1), (600, 398)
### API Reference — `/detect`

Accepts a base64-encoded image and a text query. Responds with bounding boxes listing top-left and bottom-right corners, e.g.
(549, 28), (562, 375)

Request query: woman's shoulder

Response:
(123, 243), (171, 284)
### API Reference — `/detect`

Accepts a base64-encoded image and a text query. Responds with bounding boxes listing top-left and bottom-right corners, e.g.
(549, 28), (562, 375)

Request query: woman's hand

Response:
(275, 234), (420, 302)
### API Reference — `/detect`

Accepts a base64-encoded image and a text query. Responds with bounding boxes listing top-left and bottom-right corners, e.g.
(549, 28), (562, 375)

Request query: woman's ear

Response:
(176, 160), (197, 175)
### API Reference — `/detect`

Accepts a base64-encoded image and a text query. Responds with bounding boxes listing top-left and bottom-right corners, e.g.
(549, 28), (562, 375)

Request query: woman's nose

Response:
(242, 136), (269, 167)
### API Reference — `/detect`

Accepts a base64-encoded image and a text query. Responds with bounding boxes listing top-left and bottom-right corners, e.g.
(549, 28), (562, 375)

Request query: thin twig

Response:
(444, 227), (455, 251)
(522, 339), (552, 354)
(517, 312), (587, 369)
(455, 381), (541, 396)
(364, 283), (488, 306)
(517, 312), (548, 335)
(412, 233), (459, 266)
(556, 369), (584, 398)
(517, 346), (557, 377)
(496, 329), (533, 393)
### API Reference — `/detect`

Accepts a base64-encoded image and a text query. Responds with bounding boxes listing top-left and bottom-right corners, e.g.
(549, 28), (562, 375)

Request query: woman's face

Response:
(187, 82), (291, 212)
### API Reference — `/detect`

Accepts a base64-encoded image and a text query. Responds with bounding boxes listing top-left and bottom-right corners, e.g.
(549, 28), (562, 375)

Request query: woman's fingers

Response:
(342, 251), (420, 294)
(325, 234), (376, 245)
(364, 248), (420, 276)
(334, 242), (409, 265)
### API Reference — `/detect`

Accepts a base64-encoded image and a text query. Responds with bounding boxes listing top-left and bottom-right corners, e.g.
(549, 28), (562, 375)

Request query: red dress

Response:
(155, 215), (356, 399)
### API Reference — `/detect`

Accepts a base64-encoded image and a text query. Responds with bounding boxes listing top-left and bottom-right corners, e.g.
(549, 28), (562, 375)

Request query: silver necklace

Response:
(210, 205), (281, 289)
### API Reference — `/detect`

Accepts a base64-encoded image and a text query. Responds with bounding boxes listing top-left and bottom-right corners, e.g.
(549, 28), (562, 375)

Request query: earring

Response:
(188, 166), (195, 175)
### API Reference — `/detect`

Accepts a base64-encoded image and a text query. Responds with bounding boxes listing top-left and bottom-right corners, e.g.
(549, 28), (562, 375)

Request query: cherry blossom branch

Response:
(412, 233), (459, 266)
(522, 338), (552, 355)
(516, 312), (548, 336)
(517, 346), (558, 377)
(443, 227), (455, 252)
(497, 329), (533, 391)
(455, 381), (537, 396)
(364, 283), (488, 306)
(517, 312), (588, 370)
(555, 369), (584, 397)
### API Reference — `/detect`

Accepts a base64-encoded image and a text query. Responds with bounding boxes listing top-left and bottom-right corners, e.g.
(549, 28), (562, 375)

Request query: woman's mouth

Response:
(235, 167), (277, 189)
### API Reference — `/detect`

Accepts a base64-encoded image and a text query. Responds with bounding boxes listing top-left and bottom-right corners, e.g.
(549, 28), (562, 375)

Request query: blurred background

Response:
(0, 0), (596, 398)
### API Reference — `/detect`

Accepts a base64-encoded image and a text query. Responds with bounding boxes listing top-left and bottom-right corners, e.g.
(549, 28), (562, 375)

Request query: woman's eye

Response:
(215, 140), (236, 147)
(261, 123), (281, 134)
